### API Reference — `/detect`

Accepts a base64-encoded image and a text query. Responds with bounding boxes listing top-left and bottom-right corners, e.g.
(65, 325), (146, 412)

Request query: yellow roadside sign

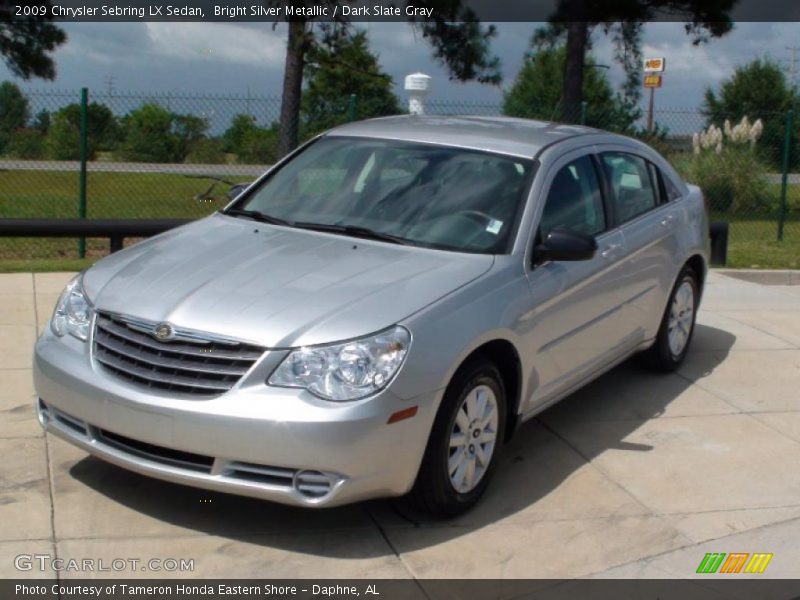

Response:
(643, 74), (663, 88)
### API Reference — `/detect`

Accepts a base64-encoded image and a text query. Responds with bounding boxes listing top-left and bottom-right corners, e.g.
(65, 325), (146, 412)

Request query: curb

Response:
(716, 269), (800, 286)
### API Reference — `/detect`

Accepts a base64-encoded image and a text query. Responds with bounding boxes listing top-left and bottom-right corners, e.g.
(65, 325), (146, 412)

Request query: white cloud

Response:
(144, 23), (286, 67)
(642, 41), (731, 81)
(2, 20), (798, 109)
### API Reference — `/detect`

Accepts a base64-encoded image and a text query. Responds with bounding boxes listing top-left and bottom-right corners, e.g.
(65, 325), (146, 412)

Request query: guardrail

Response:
(0, 218), (730, 265)
(0, 219), (191, 253)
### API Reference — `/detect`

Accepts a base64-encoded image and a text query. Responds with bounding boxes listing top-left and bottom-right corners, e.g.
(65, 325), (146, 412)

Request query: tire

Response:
(642, 265), (699, 372)
(411, 358), (507, 518)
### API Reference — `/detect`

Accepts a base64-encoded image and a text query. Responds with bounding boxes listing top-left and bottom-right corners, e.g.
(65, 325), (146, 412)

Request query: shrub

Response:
(117, 104), (176, 162)
(185, 138), (226, 164)
(678, 117), (775, 214)
(44, 102), (117, 160)
(119, 104), (211, 163)
(221, 115), (278, 163)
(6, 128), (45, 159)
(237, 125), (278, 164)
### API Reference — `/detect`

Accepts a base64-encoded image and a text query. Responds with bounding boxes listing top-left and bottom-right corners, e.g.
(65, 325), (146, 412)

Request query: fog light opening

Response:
(293, 470), (333, 499)
(37, 399), (50, 426)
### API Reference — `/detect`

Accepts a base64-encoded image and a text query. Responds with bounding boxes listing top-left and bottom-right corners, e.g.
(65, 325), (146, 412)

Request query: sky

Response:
(1, 21), (798, 112)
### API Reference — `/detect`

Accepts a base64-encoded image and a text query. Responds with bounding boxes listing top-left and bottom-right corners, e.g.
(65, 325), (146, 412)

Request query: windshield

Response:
(229, 137), (533, 253)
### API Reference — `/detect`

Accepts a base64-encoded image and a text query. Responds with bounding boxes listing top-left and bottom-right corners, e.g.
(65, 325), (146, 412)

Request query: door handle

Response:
(660, 214), (675, 227)
(600, 243), (620, 258)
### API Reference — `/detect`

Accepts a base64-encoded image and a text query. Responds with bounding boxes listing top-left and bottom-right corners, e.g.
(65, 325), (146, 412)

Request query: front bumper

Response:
(33, 327), (439, 507)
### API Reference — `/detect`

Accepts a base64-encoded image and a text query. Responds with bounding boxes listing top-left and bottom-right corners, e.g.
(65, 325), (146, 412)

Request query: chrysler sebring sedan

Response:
(34, 116), (708, 516)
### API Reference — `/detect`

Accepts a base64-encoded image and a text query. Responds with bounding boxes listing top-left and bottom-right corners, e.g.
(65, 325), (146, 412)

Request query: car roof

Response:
(325, 115), (606, 158)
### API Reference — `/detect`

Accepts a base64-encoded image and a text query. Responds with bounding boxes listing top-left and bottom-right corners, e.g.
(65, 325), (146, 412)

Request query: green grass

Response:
(0, 170), (229, 266)
(0, 258), (95, 273)
(0, 169), (799, 271)
(0, 170), (229, 219)
(717, 214), (800, 269)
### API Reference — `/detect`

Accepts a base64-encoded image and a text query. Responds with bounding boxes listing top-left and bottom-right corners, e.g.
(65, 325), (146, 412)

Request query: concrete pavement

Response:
(1, 271), (799, 579)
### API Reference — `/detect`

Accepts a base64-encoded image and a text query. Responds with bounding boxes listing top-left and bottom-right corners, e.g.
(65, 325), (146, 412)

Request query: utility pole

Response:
(103, 74), (115, 111)
(786, 46), (800, 86)
(646, 85), (656, 132)
(643, 57), (665, 132)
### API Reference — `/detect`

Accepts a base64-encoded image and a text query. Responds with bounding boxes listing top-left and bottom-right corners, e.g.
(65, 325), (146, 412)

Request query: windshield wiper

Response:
(222, 208), (294, 227)
(293, 222), (416, 246)
(222, 211), (415, 246)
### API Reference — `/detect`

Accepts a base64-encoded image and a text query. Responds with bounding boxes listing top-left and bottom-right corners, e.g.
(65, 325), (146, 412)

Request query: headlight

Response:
(268, 326), (411, 401)
(51, 275), (94, 341)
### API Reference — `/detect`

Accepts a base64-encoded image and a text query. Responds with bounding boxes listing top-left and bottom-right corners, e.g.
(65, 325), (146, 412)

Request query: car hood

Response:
(83, 213), (494, 348)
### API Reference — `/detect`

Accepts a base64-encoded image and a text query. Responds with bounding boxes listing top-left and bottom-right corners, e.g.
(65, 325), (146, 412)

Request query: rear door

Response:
(523, 150), (629, 410)
(596, 149), (683, 344)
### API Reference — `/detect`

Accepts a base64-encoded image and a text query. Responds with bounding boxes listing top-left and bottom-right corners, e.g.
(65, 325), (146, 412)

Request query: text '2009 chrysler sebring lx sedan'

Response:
(34, 116), (708, 516)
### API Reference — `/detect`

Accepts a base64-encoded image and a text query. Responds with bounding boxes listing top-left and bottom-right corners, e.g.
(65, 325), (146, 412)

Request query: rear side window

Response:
(539, 155), (605, 237)
(600, 152), (658, 223)
(663, 172), (684, 200)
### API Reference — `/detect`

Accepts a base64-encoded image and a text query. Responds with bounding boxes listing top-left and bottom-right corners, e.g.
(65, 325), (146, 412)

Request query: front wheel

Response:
(642, 266), (699, 372)
(411, 359), (506, 518)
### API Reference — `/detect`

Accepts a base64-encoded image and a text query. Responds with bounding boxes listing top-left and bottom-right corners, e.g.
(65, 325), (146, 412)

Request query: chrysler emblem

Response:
(154, 323), (173, 341)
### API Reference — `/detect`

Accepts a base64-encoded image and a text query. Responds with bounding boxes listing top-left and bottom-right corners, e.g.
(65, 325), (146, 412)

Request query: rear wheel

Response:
(411, 358), (506, 517)
(642, 266), (699, 372)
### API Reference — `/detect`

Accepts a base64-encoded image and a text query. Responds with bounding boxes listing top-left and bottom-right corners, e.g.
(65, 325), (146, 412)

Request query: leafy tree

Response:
(503, 45), (639, 132)
(119, 103), (176, 162)
(274, 2), (501, 157)
(7, 128), (43, 158)
(119, 103), (210, 163)
(0, 80), (29, 152)
(172, 114), (208, 162)
(302, 28), (399, 136)
(32, 108), (49, 134)
(222, 114), (259, 153)
(0, 1), (66, 79)
(537, 1), (736, 122)
(703, 57), (798, 167)
(44, 102), (117, 160)
(238, 124), (279, 164)
(222, 114), (279, 163)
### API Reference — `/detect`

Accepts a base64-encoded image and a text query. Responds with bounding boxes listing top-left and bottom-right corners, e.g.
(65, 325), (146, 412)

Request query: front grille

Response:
(93, 312), (265, 396)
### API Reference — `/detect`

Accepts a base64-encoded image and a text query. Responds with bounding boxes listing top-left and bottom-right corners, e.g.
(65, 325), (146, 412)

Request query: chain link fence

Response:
(631, 107), (799, 269)
(0, 86), (798, 269)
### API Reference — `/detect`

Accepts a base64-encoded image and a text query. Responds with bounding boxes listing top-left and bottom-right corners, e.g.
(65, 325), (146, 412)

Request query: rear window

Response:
(600, 152), (658, 223)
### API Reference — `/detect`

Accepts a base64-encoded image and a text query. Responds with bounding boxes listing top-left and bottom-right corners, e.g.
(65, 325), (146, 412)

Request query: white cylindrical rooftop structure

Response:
(404, 72), (432, 116)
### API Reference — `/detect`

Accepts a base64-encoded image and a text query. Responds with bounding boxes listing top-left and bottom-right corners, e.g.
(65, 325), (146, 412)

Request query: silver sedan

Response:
(33, 116), (708, 516)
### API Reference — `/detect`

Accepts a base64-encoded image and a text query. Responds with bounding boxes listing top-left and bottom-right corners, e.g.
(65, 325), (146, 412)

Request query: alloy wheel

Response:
(448, 384), (499, 493)
(668, 280), (695, 356)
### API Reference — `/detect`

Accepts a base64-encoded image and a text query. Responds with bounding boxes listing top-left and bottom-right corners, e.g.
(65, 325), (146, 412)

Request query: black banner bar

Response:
(7, 0), (800, 22)
(5, 579), (800, 600)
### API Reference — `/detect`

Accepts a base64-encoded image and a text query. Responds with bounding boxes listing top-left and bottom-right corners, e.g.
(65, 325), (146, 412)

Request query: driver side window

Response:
(539, 155), (605, 238)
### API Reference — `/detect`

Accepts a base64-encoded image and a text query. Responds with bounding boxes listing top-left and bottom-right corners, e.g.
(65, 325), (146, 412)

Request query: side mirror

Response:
(534, 228), (597, 263)
(227, 183), (250, 201)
